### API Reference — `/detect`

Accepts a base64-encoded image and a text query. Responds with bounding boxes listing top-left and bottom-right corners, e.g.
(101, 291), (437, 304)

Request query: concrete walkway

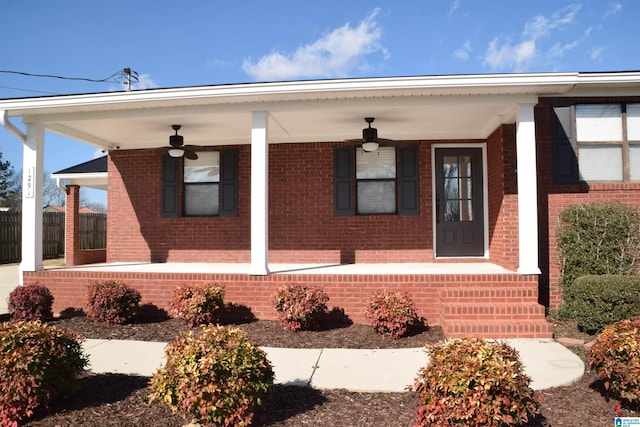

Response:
(0, 263), (20, 313)
(83, 338), (584, 392)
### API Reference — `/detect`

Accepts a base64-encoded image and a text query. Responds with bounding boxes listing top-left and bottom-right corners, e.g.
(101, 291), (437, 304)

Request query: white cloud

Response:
(453, 41), (471, 60)
(449, 0), (461, 16)
(207, 58), (233, 68)
(132, 73), (158, 90)
(547, 40), (579, 60)
(590, 46), (604, 61)
(242, 9), (388, 81)
(605, 2), (622, 17)
(483, 2), (583, 72)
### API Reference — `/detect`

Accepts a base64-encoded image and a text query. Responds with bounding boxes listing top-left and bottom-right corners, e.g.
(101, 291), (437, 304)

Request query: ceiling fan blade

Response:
(183, 149), (198, 160)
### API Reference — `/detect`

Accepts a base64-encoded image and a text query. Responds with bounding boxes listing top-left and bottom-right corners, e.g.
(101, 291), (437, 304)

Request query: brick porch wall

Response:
(23, 269), (550, 339)
(487, 124), (519, 271)
(107, 137), (516, 266)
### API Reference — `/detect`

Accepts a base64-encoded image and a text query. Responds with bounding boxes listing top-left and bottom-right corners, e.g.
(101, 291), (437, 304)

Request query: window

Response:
(184, 152), (220, 216)
(334, 145), (419, 216)
(161, 150), (238, 218)
(356, 147), (396, 214)
(552, 103), (640, 183)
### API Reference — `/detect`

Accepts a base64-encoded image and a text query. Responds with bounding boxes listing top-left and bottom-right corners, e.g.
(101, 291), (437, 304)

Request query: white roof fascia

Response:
(0, 72), (583, 115)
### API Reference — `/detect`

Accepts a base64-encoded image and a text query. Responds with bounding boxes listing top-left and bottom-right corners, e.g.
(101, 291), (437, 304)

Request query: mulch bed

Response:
(8, 312), (640, 426)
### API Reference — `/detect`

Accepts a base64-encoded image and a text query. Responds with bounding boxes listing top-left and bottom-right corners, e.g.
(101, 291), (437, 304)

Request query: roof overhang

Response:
(2, 71), (640, 152)
(50, 172), (108, 191)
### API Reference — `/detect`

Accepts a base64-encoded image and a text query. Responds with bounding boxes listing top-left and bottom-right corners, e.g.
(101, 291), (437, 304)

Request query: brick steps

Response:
(443, 319), (553, 339)
(442, 302), (546, 320)
(439, 287), (552, 339)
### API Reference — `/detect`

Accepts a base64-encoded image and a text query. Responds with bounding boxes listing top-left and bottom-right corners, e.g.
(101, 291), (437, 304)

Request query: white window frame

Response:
(355, 146), (397, 215)
(184, 151), (221, 216)
(576, 103), (640, 183)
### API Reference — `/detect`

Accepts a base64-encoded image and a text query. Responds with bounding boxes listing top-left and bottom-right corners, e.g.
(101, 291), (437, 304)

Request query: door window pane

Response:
(443, 155), (473, 222)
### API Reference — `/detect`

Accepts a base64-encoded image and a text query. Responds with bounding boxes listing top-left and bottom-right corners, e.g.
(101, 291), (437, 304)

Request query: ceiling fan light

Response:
(362, 141), (379, 152)
(168, 148), (184, 158)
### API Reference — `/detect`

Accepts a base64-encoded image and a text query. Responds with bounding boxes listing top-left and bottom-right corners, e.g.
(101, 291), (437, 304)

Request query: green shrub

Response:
(556, 202), (640, 300)
(8, 283), (54, 322)
(413, 338), (539, 426)
(149, 325), (274, 426)
(564, 275), (640, 333)
(587, 316), (640, 405)
(365, 290), (419, 339)
(170, 282), (225, 327)
(272, 284), (329, 331)
(85, 280), (141, 324)
(0, 321), (88, 427)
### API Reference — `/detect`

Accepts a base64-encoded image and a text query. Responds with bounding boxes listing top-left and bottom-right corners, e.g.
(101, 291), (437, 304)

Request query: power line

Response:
(0, 68), (140, 94)
(0, 85), (60, 95)
(0, 68), (127, 84)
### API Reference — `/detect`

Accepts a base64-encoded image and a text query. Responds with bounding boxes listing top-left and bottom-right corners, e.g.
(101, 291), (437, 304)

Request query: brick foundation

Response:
(24, 268), (551, 339)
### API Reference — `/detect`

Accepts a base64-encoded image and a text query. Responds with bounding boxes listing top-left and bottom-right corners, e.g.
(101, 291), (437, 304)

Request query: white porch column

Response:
(250, 111), (269, 275)
(20, 123), (45, 278)
(515, 103), (541, 275)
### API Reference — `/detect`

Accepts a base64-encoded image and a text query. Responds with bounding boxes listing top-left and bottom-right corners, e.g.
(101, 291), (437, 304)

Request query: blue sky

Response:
(0, 0), (637, 205)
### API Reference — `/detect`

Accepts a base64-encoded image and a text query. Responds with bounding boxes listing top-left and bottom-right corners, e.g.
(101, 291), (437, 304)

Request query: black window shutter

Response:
(334, 146), (354, 216)
(220, 150), (239, 217)
(552, 106), (578, 184)
(398, 145), (420, 215)
(161, 156), (179, 218)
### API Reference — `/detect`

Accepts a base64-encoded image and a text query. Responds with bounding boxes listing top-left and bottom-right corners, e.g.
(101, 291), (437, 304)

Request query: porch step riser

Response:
(444, 320), (553, 339)
(439, 286), (552, 339)
(442, 303), (546, 320)
(439, 288), (538, 303)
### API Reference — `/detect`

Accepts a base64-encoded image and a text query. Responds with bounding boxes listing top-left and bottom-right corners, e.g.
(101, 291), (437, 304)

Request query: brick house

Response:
(2, 71), (639, 338)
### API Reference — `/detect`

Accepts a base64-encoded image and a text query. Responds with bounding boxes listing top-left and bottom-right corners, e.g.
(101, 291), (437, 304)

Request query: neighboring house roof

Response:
(53, 156), (107, 175)
(43, 205), (97, 214)
(50, 156), (108, 190)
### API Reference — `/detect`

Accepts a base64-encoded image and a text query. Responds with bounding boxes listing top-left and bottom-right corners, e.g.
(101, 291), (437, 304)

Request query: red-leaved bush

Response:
(272, 284), (329, 331)
(170, 282), (225, 327)
(365, 290), (419, 339)
(149, 325), (274, 426)
(588, 315), (640, 405)
(85, 281), (141, 324)
(0, 321), (88, 427)
(8, 283), (54, 322)
(413, 338), (539, 426)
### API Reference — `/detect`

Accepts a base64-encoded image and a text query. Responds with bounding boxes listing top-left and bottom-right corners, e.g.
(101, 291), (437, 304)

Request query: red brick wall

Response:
(487, 124), (519, 270)
(22, 268), (539, 333)
(536, 98), (640, 308)
(108, 139), (519, 265)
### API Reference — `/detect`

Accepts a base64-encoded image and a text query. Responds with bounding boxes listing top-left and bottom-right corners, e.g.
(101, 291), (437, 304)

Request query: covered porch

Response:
(0, 74), (567, 278)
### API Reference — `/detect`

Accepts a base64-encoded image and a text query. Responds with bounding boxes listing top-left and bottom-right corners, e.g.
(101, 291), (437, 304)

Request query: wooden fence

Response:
(0, 211), (106, 263)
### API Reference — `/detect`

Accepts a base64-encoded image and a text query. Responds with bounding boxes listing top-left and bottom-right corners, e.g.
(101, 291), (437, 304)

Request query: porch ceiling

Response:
(2, 71), (639, 151)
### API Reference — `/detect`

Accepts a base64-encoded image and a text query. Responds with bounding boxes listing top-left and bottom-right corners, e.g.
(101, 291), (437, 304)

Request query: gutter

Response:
(0, 110), (26, 143)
